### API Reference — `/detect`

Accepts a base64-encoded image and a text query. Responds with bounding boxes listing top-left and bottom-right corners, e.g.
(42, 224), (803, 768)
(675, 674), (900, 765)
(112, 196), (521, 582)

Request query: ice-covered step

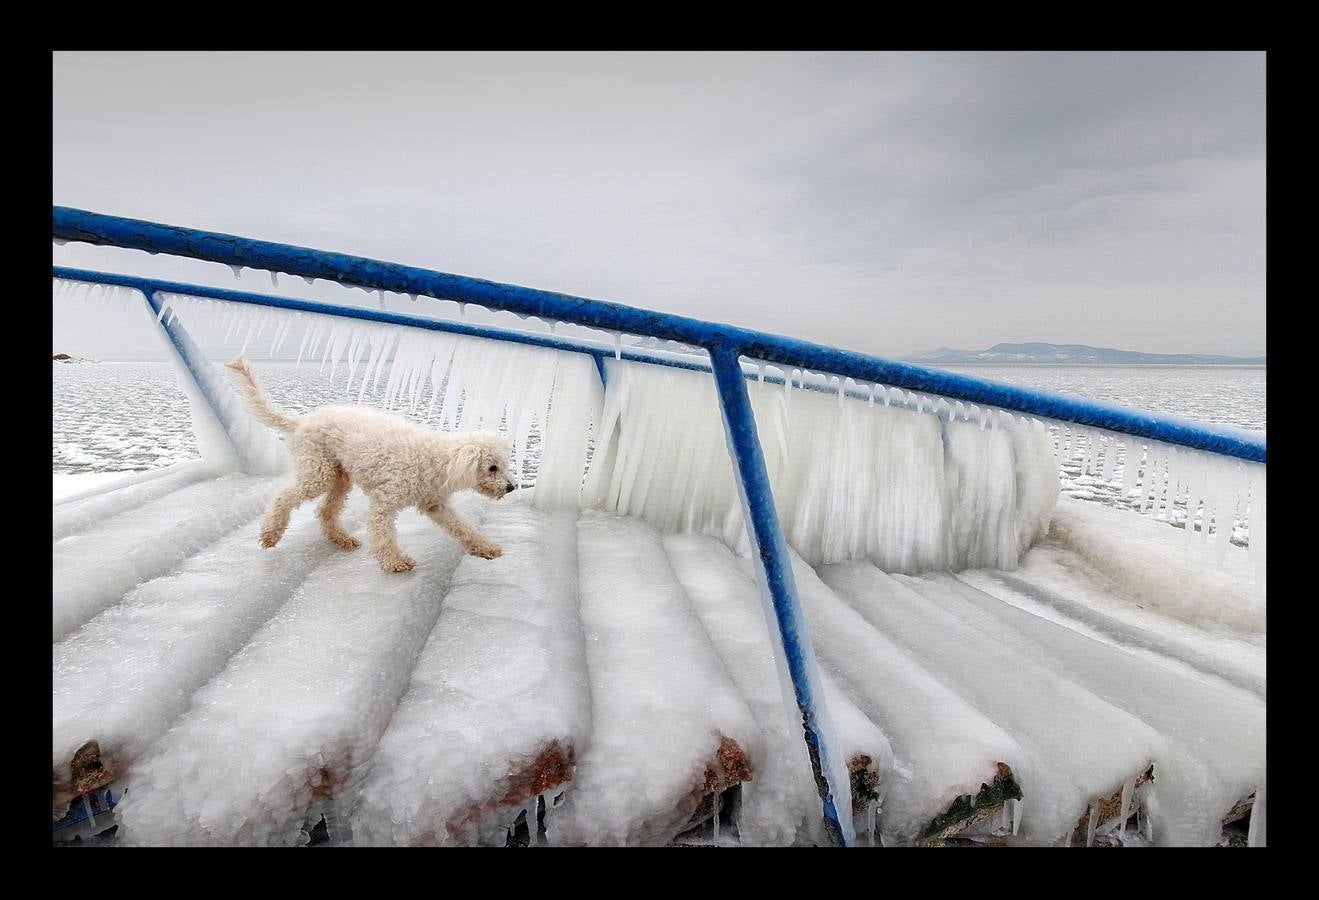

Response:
(959, 548), (1265, 697)
(663, 532), (892, 846)
(779, 554), (1027, 846)
(348, 496), (591, 846)
(908, 572), (1266, 847)
(114, 495), (490, 846)
(52, 494), (369, 809)
(53, 461), (212, 541)
(52, 473), (277, 641)
(548, 512), (762, 846)
(819, 561), (1165, 846)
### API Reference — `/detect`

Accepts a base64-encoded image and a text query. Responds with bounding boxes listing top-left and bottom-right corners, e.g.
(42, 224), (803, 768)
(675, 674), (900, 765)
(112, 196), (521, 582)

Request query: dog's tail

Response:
(225, 356), (299, 433)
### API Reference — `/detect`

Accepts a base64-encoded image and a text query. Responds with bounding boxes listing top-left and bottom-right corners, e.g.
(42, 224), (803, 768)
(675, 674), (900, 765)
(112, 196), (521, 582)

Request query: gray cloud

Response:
(53, 51), (1265, 360)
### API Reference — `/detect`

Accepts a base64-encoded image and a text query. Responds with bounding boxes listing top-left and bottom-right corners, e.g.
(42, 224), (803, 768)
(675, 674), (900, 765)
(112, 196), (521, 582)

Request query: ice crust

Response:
(820, 561), (1166, 844)
(115, 495), (488, 846)
(1047, 496), (1264, 632)
(348, 496), (591, 846)
(53, 495), (369, 787)
(52, 474), (276, 641)
(664, 532), (893, 846)
(52, 462), (211, 537)
(907, 572), (1265, 847)
(771, 553), (1025, 845)
(548, 511), (761, 846)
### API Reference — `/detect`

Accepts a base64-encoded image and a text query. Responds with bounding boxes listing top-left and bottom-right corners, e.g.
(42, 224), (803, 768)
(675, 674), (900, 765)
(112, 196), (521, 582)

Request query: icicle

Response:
(613, 332), (622, 361)
(1010, 798), (1021, 836)
(377, 290), (387, 310)
(155, 302), (168, 323)
(1118, 776), (1136, 840)
(712, 791), (721, 842)
(407, 293), (418, 303)
(229, 264), (243, 280)
(834, 376), (843, 407)
(1085, 799), (1099, 847)
(270, 271), (279, 288)
(1247, 780), (1266, 847)
(868, 384), (876, 407)
(82, 795), (96, 830)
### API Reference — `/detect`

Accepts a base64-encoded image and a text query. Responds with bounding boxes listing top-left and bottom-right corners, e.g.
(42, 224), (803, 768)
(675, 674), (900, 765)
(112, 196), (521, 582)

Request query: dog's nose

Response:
(505, 482), (516, 493)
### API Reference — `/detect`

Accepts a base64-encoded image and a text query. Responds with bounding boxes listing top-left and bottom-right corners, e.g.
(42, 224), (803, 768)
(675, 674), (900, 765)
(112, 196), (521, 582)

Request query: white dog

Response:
(226, 356), (514, 573)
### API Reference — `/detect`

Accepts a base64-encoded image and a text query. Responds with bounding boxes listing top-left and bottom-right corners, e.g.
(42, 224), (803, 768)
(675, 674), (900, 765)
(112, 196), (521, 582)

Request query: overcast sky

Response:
(52, 51), (1265, 359)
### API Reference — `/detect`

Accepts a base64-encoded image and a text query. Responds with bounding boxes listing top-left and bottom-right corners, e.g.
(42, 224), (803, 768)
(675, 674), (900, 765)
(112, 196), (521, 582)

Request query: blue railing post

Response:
(708, 343), (855, 847)
(139, 288), (285, 476)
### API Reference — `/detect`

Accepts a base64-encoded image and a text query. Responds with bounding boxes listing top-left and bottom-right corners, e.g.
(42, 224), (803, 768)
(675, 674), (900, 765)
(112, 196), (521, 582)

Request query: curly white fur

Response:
(226, 356), (515, 572)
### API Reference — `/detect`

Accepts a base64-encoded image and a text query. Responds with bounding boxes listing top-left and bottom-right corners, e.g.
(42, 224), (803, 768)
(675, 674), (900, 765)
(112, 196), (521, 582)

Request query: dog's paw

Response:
(330, 533), (361, 550)
(379, 555), (416, 573)
(469, 542), (502, 560)
(259, 531), (280, 549)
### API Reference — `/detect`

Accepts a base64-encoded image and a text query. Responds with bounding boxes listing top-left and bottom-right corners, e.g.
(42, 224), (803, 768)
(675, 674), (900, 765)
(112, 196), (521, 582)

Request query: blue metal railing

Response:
(52, 207), (1268, 847)
(53, 207), (1266, 463)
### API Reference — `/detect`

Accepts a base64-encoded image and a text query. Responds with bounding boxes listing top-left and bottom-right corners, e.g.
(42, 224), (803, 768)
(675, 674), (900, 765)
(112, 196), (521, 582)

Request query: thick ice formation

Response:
(585, 360), (1059, 572)
(664, 532), (893, 846)
(153, 292), (602, 493)
(820, 562), (1167, 845)
(1046, 497), (1264, 632)
(548, 512), (762, 846)
(348, 497), (591, 846)
(53, 495), (369, 791)
(115, 496), (488, 846)
(52, 475), (276, 641)
(154, 294), (288, 476)
(909, 573), (1265, 847)
(773, 553), (1025, 845)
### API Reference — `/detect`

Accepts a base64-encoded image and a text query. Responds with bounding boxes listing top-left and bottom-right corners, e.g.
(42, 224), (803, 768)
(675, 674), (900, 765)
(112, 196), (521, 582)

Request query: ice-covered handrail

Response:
(52, 207), (1265, 463)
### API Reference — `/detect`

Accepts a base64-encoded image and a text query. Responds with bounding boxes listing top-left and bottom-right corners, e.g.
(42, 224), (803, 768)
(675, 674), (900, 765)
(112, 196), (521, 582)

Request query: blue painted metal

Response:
(52, 207), (1266, 462)
(139, 289), (281, 474)
(708, 345), (852, 846)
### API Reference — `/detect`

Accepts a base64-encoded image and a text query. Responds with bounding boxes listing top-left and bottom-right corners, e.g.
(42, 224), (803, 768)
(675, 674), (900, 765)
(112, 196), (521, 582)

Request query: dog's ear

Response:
(452, 442), (487, 484)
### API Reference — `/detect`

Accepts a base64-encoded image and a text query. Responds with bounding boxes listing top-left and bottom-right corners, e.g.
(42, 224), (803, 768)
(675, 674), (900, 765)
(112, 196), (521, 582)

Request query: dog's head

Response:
(455, 432), (517, 500)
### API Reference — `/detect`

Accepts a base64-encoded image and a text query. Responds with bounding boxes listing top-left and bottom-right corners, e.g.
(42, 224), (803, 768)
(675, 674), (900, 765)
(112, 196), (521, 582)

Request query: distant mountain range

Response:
(905, 342), (1266, 366)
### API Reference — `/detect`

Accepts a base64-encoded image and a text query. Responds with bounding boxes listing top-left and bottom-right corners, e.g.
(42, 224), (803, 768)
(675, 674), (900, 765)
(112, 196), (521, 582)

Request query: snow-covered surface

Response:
(349, 496), (591, 846)
(115, 495), (487, 846)
(547, 511), (762, 846)
(52, 474), (276, 641)
(53, 462), (210, 534)
(665, 532), (893, 846)
(958, 542), (1265, 697)
(778, 553), (1025, 845)
(53, 495), (369, 791)
(908, 572), (1265, 847)
(50, 464), (1264, 846)
(820, 561), (1166, 844)
(1046, 496), (1264, 632)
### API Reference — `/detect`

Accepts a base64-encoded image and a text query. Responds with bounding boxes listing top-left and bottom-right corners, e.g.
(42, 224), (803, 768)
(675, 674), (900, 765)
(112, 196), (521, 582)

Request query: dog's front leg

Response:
(422, 502), (502, 559)
(366, 500), (414, 572)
